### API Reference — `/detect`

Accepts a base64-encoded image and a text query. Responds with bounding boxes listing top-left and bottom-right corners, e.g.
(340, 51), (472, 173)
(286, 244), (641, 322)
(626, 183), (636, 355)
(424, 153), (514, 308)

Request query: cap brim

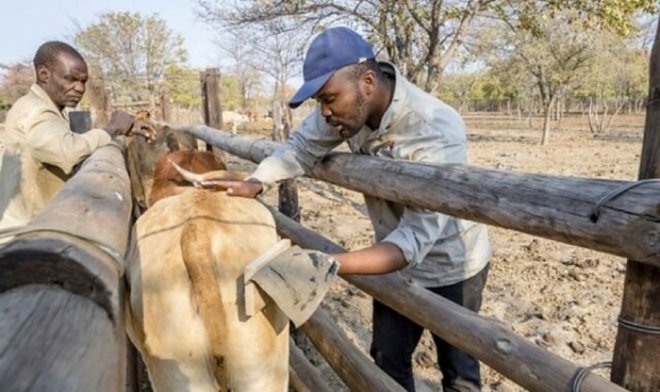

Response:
(289, 71), (334, 109)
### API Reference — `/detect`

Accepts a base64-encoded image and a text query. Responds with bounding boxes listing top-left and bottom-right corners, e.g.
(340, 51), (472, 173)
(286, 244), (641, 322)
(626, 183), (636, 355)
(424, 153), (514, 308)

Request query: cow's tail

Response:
(180, 221), (229, 391)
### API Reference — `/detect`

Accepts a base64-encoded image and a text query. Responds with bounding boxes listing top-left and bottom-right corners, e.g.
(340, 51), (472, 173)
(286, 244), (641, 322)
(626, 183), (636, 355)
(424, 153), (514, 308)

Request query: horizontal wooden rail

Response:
(0, 142), (132, 392)
(300, 307), (405, 392)
(289, 338), (333, 392)
(178, 125), (660, 267)
(266, 206), (627, 392)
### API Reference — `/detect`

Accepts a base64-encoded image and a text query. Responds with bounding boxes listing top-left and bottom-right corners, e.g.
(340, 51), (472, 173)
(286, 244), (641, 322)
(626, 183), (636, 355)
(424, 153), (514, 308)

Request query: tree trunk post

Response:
(160, 88), (172, 123)
(611, 18), (660, 391)
(200, 68), (223, 153)
(273, 101), (300, 222)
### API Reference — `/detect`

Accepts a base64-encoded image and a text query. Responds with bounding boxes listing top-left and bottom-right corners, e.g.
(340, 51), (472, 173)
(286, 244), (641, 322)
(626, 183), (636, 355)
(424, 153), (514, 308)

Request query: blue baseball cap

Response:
(289, 27), (375, 108)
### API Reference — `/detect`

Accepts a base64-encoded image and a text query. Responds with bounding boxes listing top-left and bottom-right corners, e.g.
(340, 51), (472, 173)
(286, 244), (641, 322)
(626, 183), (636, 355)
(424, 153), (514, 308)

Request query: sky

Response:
(0, 0), (221, 68)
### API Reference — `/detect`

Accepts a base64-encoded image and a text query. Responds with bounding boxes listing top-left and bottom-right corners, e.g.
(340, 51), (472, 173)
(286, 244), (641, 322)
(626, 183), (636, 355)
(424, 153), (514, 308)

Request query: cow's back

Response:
(126, 189), (289, 392)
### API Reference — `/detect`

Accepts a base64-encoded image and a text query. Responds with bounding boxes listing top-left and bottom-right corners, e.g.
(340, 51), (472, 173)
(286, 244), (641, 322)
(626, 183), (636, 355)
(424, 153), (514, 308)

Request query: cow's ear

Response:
(166, 132), (180, 152)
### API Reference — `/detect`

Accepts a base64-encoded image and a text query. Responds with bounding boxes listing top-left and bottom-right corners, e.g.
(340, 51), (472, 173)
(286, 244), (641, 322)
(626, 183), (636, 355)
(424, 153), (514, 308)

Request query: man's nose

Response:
(320, 104), (332, 118)
(73, 81), (85, 93)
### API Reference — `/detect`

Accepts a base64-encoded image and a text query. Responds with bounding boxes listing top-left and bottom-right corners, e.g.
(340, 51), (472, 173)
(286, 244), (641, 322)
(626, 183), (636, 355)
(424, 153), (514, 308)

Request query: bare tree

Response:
(197, 0), (502, 94)
(0, 62), (34, 105)
(198, 4), (311, 140)
(74, 12), (187, 110)
(215, 33), (262, 116)
(490, 13), (597, 145)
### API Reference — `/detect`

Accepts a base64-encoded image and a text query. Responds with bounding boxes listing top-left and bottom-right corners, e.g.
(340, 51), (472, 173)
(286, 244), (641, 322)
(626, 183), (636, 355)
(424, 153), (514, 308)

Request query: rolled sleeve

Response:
(26, 109), (111, 174)
(382, 207), (449, 269)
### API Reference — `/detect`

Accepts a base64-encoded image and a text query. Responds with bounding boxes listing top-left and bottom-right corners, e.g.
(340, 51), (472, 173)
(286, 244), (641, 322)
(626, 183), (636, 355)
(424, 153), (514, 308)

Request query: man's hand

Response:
(130, 119), (158, 141)
(103, 112), (134, 138)
(198, 179), (264, 198)
(103, 112), (157, 141)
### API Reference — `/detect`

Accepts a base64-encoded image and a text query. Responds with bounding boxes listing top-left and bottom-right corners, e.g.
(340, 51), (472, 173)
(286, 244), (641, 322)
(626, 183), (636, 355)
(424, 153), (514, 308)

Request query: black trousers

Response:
(370, 264), (490, 392)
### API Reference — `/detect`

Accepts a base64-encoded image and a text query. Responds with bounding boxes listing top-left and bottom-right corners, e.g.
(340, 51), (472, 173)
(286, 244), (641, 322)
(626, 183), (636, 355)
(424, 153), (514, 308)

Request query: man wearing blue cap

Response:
(213, 27), (491, 392)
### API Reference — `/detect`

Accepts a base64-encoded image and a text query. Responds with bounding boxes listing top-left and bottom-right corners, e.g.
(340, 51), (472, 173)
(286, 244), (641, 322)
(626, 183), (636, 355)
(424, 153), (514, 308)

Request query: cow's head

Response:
(147, 150), (229, 207)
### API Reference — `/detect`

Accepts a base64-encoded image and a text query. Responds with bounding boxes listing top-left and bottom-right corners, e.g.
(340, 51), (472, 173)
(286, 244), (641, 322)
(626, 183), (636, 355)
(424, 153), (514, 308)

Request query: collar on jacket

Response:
(372, 62), (409, 137)
(29, 83), (70, 121)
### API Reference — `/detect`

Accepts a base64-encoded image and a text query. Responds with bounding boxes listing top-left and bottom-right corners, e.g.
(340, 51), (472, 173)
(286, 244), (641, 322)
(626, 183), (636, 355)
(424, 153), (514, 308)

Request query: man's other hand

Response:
(103, 112), (157, 141)
(103, 111), (135, 138)
(130, 120), (157, 141)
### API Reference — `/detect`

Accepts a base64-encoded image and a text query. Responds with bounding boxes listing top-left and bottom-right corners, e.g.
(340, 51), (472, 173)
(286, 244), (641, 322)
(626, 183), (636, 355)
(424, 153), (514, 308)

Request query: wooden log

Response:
(266, 206), (628, 392)
(289, 338), (333, 392)
(300, 306), (405, 392)
(0, 142), (132, 391)
(178, 125), (660, 267)
(279, 179), (300, 222)
(611, 18), (660, 391)
(272, 103), (301, 222)
(0, 285), (126, 392)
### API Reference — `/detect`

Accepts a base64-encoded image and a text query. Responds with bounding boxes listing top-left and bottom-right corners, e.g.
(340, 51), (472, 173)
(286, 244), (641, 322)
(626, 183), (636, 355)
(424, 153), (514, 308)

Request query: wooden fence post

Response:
(0, 142), (132, 392)
(160, 88), (172, 123)
(611, 18), (660, 391)
(272, 100), (300, 222)
(200, 68), (223, 155)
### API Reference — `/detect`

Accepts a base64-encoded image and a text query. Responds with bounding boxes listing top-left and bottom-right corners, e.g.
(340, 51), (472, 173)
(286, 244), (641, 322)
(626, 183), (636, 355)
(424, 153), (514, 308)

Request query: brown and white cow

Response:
(124, 149), (289, 392)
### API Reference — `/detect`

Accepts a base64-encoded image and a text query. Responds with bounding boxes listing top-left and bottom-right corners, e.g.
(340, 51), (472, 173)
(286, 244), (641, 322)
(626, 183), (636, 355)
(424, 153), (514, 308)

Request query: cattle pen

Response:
(0, 23), (659, 392)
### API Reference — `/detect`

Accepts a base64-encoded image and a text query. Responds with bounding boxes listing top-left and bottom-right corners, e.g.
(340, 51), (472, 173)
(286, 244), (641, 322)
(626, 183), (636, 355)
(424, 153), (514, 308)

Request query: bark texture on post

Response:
(272, 101), (300, 222)
(0, 143), (132, 392)
(289, 338), (333, 392)
(611, 19), (660, 391)
(160, 88), (172, 123)
(200, 68), (223, 129)
(200, 68), (224, 158)
(300, 307), (405, 392)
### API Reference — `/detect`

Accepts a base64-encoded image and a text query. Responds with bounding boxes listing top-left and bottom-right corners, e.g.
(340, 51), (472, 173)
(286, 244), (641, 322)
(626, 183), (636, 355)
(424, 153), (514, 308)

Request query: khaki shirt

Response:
(0, 84), (112, 236)
(250, 63), (490, 287)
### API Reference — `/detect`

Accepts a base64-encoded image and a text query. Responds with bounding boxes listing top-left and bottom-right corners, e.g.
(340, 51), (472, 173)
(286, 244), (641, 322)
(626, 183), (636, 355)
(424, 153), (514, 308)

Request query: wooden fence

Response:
(0, 142), (133, 392)
(0, 19), (657, 392)
(176, 123), (647, 392)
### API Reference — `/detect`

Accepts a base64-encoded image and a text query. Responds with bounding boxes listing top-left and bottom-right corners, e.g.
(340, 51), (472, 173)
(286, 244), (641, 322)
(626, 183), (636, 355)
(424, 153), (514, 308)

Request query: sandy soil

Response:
(236, 113), (645, 391)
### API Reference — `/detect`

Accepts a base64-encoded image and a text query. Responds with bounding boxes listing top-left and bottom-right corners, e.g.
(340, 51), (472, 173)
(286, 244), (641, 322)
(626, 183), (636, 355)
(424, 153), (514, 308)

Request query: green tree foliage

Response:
(163, 65), (202, 109)
(530, 0), (659, 36)
(74, 12), (187, 106)
(219, 73), (243, 111)
(493, 13), (601, 144)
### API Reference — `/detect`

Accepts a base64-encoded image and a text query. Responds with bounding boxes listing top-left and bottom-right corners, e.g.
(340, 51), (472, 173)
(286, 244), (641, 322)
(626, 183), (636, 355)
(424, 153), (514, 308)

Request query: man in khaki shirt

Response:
(203, 28), (490, 392)
(0, 41), (152, 237)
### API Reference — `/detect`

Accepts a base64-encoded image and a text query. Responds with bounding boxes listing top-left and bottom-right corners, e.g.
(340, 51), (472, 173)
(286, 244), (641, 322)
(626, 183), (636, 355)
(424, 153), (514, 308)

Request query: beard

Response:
(330, 91), (369, 139)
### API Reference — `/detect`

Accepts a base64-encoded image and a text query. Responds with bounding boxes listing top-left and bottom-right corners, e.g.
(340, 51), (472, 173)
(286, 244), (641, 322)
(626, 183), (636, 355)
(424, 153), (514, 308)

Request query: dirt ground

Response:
(237, 112), (645, 391)
(0, 113), (645, 391)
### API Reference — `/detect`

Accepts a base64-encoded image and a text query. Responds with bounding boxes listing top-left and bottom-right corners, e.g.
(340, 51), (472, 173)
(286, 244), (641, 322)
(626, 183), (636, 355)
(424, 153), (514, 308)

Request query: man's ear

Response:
(37, 65), (50, 84)
(361, 70), (377, 96)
